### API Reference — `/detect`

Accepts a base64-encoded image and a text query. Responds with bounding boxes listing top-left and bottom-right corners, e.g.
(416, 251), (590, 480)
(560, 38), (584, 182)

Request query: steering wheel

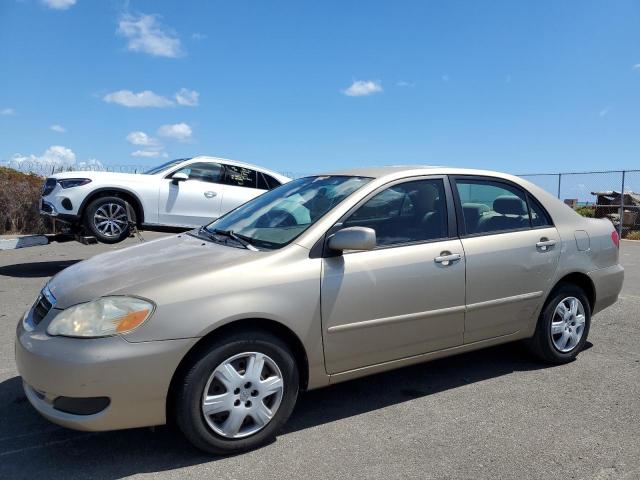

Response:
(255, 210), (297, 228)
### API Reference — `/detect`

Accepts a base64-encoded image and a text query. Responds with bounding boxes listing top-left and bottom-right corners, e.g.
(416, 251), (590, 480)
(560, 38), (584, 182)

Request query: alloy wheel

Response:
(93, 203), (128, 237)
(550, 296), (586, 353)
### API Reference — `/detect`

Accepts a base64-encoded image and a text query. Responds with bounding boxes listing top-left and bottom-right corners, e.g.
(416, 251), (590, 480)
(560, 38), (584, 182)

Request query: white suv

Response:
(40, 156), (290, 243)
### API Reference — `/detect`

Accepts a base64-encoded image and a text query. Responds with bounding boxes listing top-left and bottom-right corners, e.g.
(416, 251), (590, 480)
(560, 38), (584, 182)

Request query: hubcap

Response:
(550, 297), (586, 353)
(93, 203), (128, 237)
(201, 352), (284, 439)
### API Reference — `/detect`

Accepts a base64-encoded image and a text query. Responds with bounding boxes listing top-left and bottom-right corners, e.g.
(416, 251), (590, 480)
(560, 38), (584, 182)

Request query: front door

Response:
(158, 161), (224, 227)
(321, 177), (466, 374)
(452, 176), (561, 343)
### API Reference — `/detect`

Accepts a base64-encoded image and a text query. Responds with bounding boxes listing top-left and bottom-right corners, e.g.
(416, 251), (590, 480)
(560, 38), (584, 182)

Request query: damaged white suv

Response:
(40, 156), (289, 243)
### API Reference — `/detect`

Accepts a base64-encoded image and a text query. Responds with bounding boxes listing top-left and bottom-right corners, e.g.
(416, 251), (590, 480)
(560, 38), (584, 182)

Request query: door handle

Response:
(204, 191), (217, 198)
(434, 252), (462, 266)
(536, 238), (556, 251)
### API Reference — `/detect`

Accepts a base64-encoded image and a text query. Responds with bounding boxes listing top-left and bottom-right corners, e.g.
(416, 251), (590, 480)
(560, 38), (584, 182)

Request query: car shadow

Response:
(0, 260), (81, 278)
(0, 342), (571, 479)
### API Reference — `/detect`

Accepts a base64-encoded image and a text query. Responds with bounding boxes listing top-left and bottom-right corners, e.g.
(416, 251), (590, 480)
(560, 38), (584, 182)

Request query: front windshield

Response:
(143, 158), (191, 175)
(205, 175), (372, 249)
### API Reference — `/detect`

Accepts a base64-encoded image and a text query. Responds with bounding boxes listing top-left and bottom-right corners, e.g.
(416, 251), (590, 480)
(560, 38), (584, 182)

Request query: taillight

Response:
(611, 230), (620, 248)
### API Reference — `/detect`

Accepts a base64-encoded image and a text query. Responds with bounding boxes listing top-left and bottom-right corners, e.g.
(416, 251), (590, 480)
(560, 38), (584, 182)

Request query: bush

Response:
(0, 167), (52, 235)
(576, 206), (595, 218)
(625, 230), (640, 241)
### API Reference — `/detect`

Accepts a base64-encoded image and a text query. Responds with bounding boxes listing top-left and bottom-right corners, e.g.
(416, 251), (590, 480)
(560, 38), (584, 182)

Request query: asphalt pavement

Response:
(0, 234), (638, 479)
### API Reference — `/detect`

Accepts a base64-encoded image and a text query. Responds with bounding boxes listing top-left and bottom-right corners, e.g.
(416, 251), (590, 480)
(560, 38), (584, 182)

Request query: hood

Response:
(48, 233), (259, 308)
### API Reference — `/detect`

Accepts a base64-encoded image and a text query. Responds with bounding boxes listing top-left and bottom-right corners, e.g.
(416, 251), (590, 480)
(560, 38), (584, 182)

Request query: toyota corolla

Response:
(16, 166), (624, 454)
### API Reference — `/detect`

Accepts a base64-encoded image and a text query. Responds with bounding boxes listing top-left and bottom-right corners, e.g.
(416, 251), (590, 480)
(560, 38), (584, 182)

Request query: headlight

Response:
(58, 178), (92, 189)
(47, 296), (154, 338)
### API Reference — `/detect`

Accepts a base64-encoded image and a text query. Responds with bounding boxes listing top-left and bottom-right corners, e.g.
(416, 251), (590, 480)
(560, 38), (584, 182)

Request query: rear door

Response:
(158, 161), (224, 227)
(219, 165), (265, 215)
(451, 176), (560, 343)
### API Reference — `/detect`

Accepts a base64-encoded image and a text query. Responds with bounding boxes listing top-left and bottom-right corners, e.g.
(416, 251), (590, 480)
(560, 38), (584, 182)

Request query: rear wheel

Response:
(83, 196), (133, 244)
(175, 331), (299, 454)
(528, 284), (591, 364)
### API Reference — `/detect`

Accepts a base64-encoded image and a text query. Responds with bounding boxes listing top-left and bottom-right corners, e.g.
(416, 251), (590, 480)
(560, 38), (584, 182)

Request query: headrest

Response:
(463, 203), (489, 218)
(493, 195), (526, 215)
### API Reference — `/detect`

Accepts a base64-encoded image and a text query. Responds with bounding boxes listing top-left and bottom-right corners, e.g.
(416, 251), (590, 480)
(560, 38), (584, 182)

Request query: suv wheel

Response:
(83, 196), (133, 244)
(175, 330), (299, 454)
(528, 283), (591, 364)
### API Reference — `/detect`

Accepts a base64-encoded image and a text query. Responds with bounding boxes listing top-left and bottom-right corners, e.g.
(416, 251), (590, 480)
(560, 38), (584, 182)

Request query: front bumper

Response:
(15, 313), (195, 432)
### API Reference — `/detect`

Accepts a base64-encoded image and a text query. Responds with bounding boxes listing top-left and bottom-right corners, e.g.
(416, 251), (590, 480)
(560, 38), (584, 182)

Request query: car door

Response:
(321, 176), (466, 374)
(157, 161), (224, 227)
(219, 164), (265, 215)
(451, 176), (560, 343)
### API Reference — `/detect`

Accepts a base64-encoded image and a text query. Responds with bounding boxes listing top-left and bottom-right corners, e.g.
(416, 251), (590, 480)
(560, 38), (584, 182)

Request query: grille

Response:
(32, 293), (53, 326)
(42, 178), (57, 196)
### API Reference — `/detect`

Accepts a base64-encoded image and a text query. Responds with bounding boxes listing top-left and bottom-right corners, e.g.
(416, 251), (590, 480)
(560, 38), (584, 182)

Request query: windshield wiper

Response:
(208, 228), (258, 251)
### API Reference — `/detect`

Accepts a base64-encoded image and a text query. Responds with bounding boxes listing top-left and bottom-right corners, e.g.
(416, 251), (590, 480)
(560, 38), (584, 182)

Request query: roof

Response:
(321, 165), (526, 182)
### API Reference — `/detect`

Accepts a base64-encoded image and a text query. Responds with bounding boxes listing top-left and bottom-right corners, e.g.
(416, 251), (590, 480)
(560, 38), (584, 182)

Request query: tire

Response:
(175, 330), (299, 455)
(528, 283), (591, 364)
(83, 196), (134, 244)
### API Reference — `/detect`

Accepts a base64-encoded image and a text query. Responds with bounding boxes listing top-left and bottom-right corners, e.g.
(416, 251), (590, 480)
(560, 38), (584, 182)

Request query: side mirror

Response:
(328, 227), (376, 253)
(172, 172), (188, 184)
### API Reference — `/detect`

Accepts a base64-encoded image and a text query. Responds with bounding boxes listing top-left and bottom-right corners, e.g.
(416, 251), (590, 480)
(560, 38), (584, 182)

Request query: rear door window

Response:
(223, 165), (257, 188)
(455, 179), (530, 235)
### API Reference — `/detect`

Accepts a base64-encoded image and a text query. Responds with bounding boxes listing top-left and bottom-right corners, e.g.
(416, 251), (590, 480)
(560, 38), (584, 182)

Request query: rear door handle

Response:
(434, 252), (462, 266)
(204, 191), (217, 198)
(536, 238), (556, 251)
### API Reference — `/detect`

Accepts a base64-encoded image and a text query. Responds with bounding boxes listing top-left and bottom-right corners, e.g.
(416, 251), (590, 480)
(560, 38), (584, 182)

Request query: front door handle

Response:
(204, 191), (217, 198)
(536, 238), (556, 251)
(434, 252), (462, 266)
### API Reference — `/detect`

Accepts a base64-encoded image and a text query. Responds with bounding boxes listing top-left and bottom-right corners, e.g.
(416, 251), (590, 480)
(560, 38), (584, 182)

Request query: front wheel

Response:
(528, 284), (591, 364)
(175, 331), (299, 454)
(83, 196), (133, 244)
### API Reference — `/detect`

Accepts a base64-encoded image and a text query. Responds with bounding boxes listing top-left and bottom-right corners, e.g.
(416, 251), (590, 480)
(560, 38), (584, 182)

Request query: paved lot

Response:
(0, 234), (638, 479)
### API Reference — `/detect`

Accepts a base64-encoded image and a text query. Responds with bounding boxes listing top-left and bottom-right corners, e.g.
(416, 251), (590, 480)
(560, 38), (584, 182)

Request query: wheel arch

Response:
(166, 318), (309, 423)
(79, 187), (145, 225)
(549, 272), (596, 312)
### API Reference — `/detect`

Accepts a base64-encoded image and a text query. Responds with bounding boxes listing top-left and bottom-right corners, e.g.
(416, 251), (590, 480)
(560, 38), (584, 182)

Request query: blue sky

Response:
(1, 0), (639, 176)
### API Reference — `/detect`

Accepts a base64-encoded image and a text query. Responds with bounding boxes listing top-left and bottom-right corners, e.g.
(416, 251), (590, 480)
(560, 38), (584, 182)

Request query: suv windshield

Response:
(143, 158), (191, 175)
(204, 176), (372, 249)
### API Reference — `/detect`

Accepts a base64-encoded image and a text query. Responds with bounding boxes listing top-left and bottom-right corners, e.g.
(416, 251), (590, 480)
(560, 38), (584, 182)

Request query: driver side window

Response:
(344, 179), (448, 247)
(170, 162), (223, 183)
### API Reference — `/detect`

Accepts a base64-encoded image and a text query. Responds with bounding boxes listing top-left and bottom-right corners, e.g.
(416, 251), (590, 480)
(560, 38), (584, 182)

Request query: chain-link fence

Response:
(0, 160), (147, 176)
(520, 170), (640, 239)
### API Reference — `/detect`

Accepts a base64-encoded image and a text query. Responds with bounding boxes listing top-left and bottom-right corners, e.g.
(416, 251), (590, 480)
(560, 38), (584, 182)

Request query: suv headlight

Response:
(47, 296), (154, 338)
(58, 178), (92, 189)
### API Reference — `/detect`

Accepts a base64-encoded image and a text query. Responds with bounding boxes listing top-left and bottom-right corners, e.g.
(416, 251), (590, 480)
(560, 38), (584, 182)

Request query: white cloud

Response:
(131, 150), (168, 158)
(117, 13), (183, 58)
(11, 145), (76, 168)
(342, 80), (383, 97)
(77, 158), (104, 170)
(42, 0), (76, 10)
(103, 89), (174, 108)
(50, 124), (66, 133)
(8, 146), (104, 172)
(157, 122), (192, 141)
(126, 130), (159, 146)
(1, 108), (15, 115)
(175, 88), (199, 106)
